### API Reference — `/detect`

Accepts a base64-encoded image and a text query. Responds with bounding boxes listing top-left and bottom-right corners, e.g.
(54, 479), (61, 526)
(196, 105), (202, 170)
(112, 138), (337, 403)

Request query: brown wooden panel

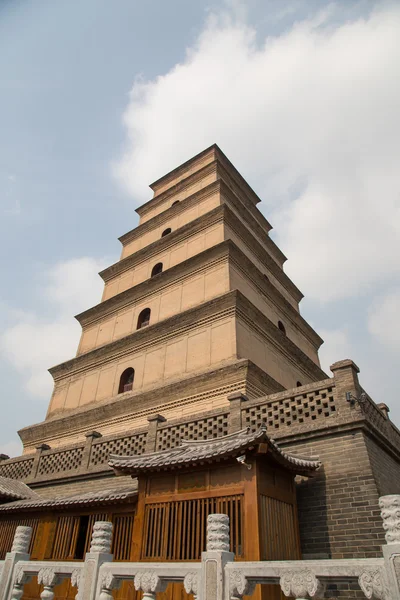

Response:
(259, 495), (301, 560)
(142, 494), (244, 560)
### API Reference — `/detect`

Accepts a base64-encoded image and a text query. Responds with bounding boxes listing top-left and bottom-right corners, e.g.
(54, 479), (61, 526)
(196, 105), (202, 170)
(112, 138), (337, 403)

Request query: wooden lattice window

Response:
(51, 513), (109, 559)
(112, 514), (135, 561)
(0, 518), (39, 559)
(142, 495), (243, 560)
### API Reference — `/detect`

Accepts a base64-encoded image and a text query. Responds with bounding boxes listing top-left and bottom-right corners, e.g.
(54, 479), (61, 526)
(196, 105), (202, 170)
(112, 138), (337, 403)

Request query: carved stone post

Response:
(79, 521), (113, 600)
(80, 431), (102, 472)
(0, 526), (32, 600)
(27, 444), (50, 481)
(379, 495), (400, 599)
(330, 359), (361, 410)
(199, 514), (233, 600)
(145, 414), (166, 453)
(227, 392), (248, 433)
(134, 571), (167, 600)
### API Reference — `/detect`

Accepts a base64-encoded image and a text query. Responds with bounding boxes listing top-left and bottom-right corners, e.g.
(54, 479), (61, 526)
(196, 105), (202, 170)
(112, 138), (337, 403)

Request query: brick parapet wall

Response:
(279, 430), (384, 560)
(1, 363), (400, 493)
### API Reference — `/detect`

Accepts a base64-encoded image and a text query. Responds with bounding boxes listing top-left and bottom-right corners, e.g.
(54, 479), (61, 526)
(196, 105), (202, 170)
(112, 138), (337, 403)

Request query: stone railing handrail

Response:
(96, 562), (201, 599)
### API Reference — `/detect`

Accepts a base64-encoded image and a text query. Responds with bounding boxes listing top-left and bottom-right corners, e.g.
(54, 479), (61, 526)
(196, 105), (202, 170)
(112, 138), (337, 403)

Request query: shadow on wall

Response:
(296, 468), (331, 559)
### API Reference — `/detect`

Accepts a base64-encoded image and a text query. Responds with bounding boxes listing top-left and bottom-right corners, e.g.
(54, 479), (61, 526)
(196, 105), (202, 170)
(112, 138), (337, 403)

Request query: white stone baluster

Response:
(134, 571), (166, 600)
(0, 526), (32, 600)
(10, 566), (32, 600)
(379, 495), (400, 600)
(38, 567), (62, 600)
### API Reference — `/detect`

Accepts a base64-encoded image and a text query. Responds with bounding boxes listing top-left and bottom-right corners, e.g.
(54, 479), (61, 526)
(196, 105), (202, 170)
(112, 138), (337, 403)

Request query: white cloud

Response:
(0, 257), (106, 399)
(368, 289), (400, 349)
(318, 327), (353, 374)
(113, 2), (400, 303)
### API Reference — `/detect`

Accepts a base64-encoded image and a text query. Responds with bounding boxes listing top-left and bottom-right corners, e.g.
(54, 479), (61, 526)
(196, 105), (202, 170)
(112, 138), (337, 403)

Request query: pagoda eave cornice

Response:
(76, 239), (321, 350)
(52, 289), (326, 384)
(21, 359), (262, 446)
(100, 204), (301, 305)
(76, 241), (231, 327)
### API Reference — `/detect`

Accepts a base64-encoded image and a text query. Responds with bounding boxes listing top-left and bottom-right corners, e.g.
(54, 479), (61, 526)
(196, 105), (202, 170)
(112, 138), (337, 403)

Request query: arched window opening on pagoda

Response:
(297, 381), (302, 387)
(161, 228), (172, 237)
(151, 263), (163, 277)
(171, 200), (180, 207)
(278, 321), (286, 335)
(137, 308), (151, 329)
(118, 368), (135, 394)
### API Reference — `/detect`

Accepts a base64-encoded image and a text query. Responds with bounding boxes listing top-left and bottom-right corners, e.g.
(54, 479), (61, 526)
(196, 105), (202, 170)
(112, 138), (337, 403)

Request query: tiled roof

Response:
(109, 426), (321, 476)
(0, 483), (138, 513)
(0, 477), (38, 502)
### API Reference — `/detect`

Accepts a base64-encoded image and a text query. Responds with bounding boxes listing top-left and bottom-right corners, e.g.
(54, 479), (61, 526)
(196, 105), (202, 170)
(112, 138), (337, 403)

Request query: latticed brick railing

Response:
(156, 411), (229, 451)
(90, 432), (147, 466)
(242, 382), (336, 433)
(2, 363), (400, 484)
(1, 496), (400, 600)
(0, 458), (34, 480)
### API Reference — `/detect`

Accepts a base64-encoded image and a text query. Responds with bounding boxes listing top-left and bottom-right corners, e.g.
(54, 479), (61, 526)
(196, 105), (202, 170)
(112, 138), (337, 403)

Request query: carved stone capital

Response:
(70, 569), (82, 600)
(11, 526), (32, 554)
(280, 569), (324, 598)
(229, 570), (256, 599)
(183, 572), (198, 599)
(207, 514), (230, 551)
(38, 568), (61, 588)
(38, 568), (63, 600)
(99, 571), (121, 600)
(379, 495), (400, 544)
(134, 571), (167, 599)
(89, 521), (113, 553)
(359, 569), (389, 600)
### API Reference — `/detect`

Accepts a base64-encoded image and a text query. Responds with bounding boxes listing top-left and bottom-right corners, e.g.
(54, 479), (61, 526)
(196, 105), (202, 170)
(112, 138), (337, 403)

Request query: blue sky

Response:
(0, 0), (399, 456)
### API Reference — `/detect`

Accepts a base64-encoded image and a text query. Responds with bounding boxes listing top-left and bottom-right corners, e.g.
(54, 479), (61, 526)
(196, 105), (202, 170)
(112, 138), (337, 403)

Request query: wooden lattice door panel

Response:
(260, 495), (301, 560)
(142, 494), (244, 560)
(0, 517), (39, 559)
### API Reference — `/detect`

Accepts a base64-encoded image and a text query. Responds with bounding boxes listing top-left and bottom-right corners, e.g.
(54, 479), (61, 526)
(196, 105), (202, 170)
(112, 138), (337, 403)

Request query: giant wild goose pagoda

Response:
(1, 145), (399, 600)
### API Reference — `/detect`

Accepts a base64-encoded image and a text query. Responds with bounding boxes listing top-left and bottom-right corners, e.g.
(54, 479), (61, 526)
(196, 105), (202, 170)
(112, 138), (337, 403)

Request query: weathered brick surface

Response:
(282, 430), (388, 599)
(364, 433), (400, 496)
(283, 431), (384, 559)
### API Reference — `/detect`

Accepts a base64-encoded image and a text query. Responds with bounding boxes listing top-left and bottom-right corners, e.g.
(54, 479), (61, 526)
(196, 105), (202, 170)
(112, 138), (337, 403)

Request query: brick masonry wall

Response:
(283, 430), (384, 560)
(364, 432), (400, 496)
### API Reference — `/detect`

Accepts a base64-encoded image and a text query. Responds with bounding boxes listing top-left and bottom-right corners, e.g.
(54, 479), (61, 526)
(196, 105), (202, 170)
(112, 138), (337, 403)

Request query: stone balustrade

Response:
(0, 496), (400, 599)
